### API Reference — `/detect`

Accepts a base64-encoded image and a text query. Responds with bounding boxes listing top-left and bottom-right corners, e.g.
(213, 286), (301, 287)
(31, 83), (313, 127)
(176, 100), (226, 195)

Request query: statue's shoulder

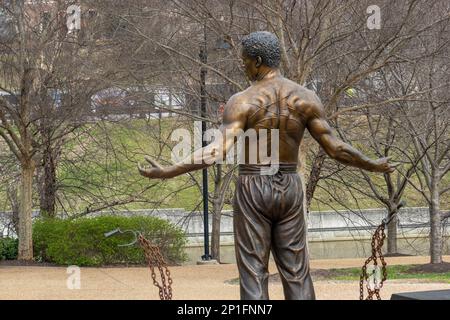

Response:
(223, 91), (253, 120)
(282, 78), (312, 96)
(281, 78), (319, 104)
(281, 79), (323, 118)
(227, 89), (253, 109)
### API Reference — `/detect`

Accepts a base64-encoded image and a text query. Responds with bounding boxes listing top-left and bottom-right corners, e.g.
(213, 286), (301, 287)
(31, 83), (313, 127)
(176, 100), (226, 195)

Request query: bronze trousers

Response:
(233, 164), (315, 300)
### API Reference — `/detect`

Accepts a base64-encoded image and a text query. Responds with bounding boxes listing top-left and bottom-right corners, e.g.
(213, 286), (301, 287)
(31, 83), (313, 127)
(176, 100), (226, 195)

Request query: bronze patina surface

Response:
(138, 31), (396, 300)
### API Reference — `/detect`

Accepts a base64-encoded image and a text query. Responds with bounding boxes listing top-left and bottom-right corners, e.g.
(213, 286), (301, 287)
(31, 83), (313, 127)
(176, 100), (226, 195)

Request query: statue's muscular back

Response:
(233, 72), (318, 164)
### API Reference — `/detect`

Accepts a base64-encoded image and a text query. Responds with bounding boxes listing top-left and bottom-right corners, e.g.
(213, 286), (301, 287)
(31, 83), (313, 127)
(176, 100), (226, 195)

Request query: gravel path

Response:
(1, 256), (449, 300)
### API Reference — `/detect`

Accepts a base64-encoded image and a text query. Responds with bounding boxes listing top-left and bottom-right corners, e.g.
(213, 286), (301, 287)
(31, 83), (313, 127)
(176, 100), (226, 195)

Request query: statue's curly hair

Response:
(241, 31), (281, 68)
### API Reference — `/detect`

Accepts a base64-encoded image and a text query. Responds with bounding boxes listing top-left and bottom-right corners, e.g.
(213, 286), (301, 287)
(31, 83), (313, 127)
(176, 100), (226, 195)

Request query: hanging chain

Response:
(359, 202), (404, 301)
(104, 228), (174, 300)
(138, 234), (173, 300)
(359, 222), (388, 300)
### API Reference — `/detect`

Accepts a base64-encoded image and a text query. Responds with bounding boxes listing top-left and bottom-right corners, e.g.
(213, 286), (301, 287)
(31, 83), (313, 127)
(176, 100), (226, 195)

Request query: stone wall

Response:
(1, 207), (449, 262)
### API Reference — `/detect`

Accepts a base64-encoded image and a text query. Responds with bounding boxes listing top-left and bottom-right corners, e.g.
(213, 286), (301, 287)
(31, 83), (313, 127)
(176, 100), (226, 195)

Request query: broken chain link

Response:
(138, 234), (173, 300)
(104, 228), (173, 300)
(359, 202), (404, 300)
(359, 222), (387, 300)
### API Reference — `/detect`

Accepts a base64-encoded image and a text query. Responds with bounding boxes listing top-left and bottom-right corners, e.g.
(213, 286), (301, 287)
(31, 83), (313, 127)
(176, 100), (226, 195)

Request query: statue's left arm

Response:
(305, 93), (397, 173)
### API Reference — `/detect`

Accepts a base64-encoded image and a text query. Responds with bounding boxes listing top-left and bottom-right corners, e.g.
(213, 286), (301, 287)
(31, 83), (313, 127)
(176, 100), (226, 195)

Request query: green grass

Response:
(226, 264), (450, 285)
(0, 117), (442, 214)
(327, 265), (450, 283)
(56, 118), (433, 212)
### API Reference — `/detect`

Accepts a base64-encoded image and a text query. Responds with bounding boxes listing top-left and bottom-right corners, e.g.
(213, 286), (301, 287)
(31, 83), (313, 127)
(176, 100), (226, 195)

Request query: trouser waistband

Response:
(238, 163), (298, 175)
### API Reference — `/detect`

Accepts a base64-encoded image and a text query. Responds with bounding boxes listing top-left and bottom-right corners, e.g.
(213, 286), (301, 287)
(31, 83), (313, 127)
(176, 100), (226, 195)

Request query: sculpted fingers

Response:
(381, 157), (399, 173)
(372, 157), (398, 173)
(138, 157), (167, 179)
(144, 156), (162, 169)
(138, 163), (151, 177)
(389, 162), (401, 173)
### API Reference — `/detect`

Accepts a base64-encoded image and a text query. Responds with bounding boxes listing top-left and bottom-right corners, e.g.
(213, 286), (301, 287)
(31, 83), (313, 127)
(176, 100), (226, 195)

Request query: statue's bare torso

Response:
(231, 71), (319, 164)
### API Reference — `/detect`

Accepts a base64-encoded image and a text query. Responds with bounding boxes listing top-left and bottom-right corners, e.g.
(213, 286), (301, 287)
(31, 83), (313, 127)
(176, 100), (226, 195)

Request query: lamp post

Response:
(196, 23), (230, 265)
(199, 23), (212, 262)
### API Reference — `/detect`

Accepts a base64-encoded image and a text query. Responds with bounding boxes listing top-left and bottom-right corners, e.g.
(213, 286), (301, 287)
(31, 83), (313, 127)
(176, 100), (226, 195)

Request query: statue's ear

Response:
(255, 56), (263, 68)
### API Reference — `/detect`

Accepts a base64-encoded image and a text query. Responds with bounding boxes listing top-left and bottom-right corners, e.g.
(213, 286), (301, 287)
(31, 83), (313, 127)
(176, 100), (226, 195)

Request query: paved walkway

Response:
(0, 256), (449, 300)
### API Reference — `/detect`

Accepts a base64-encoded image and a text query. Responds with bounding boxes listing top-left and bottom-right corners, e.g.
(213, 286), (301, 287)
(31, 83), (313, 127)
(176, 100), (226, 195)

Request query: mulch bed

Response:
(0, 260), (58, 267)
(0, 260), (176, 268)
(3, 260), (450, 275)
(407, 262), (450, 274)
(268, 269), (337, 282)
(266, 263), (450, 283)
(383, 253), (413, 257)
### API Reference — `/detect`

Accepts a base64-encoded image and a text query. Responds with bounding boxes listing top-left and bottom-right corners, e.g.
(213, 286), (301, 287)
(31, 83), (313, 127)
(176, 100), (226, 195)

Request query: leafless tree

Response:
(113, 0), (450, 261)
(0, 0), (125, 258)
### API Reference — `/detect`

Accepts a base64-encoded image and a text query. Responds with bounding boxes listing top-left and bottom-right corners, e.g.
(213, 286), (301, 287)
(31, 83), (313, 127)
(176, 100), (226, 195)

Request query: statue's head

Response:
(240, 31), (281, 81)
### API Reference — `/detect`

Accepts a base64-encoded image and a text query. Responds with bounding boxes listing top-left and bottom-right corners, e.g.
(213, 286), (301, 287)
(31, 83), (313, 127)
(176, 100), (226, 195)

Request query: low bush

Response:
(33, 215), (187, 266)
(0, 237), (18, 260)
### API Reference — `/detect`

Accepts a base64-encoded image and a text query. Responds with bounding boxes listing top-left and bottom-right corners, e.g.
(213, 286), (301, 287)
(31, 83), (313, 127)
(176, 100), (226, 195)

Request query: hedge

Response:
(33, 215), (187, 266)
(0, 237), (18, 260)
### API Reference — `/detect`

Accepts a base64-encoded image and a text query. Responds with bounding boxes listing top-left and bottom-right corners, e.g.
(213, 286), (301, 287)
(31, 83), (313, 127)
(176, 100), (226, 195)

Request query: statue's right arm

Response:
(138, 94), (247, 179)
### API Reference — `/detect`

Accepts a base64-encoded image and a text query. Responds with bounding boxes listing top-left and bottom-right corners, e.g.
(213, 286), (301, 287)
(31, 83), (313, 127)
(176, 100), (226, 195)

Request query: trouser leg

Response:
(233, 180), (272, 300)
(271, 195), (315, 300)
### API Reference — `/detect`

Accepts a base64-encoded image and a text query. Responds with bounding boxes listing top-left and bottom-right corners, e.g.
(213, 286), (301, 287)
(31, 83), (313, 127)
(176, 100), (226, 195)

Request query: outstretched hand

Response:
(371, 156), (400, 173)
(138, 156), (167, 179)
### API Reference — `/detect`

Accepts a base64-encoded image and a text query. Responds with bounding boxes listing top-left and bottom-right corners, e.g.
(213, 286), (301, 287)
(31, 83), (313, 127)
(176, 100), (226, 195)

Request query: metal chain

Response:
(359, 223), (388, 300)
(138, 234), (173, 300)
(359, 203), (404, 300)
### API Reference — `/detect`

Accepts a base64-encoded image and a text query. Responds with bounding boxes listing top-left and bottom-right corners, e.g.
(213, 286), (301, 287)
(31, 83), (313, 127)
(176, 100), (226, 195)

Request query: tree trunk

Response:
(429, 179), (442, 264)
(211, 164), (234, 262)
(18, 160), (35, 260)
(211, 165), (222, 262)
(305, 149), (327, 210)
(39, 146), (57, 218)
(211, 198), (222, 262)
(387, 212), (398, 254)
(6, 184), (20, 235)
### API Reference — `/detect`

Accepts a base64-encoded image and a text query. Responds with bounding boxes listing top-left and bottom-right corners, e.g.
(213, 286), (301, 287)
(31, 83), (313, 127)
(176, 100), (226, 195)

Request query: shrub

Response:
(33, 215), (187, 266)
(0, 237), (18, 260)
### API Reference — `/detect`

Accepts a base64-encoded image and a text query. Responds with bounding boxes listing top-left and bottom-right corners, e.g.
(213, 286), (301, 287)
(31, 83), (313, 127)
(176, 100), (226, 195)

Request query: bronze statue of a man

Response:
(138, 31), (396, 300)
